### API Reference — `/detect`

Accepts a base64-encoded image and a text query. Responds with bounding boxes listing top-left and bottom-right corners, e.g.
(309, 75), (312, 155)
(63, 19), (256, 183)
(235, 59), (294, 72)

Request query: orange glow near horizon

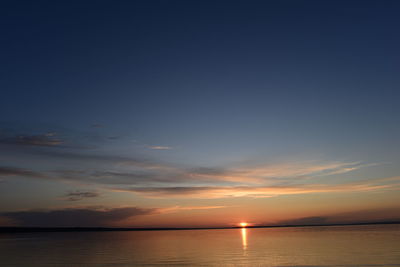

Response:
(239, 222), (248, 227)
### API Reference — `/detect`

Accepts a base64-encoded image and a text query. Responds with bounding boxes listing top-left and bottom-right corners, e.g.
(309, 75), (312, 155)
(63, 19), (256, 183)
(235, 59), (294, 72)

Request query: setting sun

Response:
(239, 222), (248, 227)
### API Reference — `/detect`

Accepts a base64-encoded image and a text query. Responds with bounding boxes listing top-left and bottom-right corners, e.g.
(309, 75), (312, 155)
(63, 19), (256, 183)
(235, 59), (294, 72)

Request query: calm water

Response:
(1, 224), (400, 267)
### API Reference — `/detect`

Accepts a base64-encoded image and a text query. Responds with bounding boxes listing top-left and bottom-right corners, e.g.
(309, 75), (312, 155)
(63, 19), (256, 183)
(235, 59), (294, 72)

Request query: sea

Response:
(1, 224), (399, 266)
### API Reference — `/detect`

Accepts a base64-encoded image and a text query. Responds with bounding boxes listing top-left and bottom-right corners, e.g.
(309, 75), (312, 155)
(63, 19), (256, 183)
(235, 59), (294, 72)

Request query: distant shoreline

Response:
(1, 221), (399, 233)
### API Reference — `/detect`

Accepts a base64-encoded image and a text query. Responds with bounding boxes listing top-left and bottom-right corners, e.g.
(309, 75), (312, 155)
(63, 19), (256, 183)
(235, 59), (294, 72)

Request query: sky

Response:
(1, 0), (400, 228)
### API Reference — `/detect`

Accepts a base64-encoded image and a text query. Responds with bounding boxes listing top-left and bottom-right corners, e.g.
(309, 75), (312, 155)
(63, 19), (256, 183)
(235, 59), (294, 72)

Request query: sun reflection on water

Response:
(241, 227), (247, 250)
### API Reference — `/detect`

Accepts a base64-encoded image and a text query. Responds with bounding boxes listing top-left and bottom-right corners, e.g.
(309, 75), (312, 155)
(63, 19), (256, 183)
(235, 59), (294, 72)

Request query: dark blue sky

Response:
(1, 1), (400, 227)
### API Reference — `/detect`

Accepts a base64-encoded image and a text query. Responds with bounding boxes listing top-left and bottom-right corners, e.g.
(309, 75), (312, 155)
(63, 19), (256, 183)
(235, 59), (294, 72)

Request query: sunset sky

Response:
(1, 0), (400, 228)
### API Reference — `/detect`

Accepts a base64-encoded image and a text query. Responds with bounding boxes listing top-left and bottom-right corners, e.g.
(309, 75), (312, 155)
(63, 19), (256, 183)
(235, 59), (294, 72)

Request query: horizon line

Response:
(1, 221), (399, 233)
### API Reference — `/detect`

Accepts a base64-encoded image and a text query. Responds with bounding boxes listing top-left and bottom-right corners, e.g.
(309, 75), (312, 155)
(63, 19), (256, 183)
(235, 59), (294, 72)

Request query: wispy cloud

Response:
(147, 145), (172, 150)
(0, 130), (381, 199)
(0, 159), (377, 193)
(62, 191), (100, 201)
(160, 205), (226, 213)
(0, 133), (63, 147)
(5, 163), (392, 199)
(116, 176), (400, 199)
(0, 125), (372, 187)
(187, 161), (369, 184)
(0, 166), (46, 179)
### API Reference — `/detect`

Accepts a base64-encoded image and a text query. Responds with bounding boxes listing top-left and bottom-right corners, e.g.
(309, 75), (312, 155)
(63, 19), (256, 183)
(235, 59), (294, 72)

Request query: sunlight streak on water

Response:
(241, 227), (247, 250)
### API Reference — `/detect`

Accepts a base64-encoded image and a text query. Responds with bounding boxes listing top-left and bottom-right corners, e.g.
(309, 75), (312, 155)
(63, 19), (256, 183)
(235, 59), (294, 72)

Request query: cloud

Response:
(0, 166), (46, 178)
(276, 207), (400, 226)
(160, 205), (226, 213)
(116, 176), (400, 199)
(186, 161), (369, 184)
(0, 125), (129, 151)
(61, 160), (370, 187)
(175, 205), (226, 211)
(54, 169), (182, 185)
(62, 191), (100, 201)
(0, 160), (184, 186)
(0, 127), (371, 186)
(1, 207), (158, 227)
(0, 136), (380, 199)
(0, 133), (63, 147)
(5, 162), (394, 199)
(0, 127), (373, 191)
(147, 145), (172, 150)
(0, 205), (229, 227)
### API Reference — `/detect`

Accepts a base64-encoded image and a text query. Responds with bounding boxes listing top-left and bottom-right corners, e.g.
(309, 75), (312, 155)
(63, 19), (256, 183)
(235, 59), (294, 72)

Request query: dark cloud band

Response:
(2, 207), (158, 227)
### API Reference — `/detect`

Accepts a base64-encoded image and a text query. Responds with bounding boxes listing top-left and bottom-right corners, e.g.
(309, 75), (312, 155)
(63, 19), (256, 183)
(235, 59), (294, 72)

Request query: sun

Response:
(239, 222), (248, 227)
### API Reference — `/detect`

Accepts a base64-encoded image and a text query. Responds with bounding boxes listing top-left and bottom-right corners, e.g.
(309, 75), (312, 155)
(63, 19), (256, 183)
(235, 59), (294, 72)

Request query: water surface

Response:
(1, 224), (399, 266)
